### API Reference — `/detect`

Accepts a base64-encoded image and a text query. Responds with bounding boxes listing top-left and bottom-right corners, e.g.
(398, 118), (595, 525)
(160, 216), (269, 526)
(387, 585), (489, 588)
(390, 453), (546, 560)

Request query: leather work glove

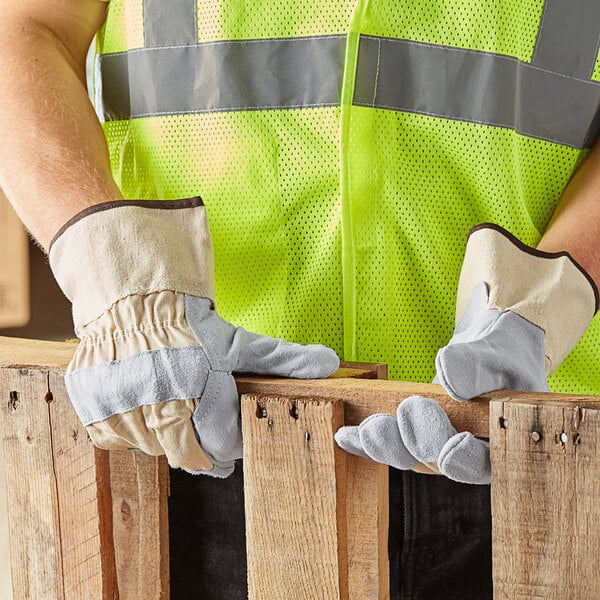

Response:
(335, 223), (598, 484)
(49, 197), (339, 477)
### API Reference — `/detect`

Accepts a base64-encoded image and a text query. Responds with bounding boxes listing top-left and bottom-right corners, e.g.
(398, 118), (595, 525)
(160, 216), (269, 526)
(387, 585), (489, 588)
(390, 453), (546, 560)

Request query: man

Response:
(1, 1), (599, 598)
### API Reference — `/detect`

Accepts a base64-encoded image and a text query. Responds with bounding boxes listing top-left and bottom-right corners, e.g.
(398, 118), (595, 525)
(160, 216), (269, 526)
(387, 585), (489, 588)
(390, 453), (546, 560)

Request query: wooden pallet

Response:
(1, 335), (599, 599)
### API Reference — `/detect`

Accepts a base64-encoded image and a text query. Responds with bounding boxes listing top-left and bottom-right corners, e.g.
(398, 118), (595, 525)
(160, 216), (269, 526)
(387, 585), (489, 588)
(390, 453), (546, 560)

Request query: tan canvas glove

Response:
(49, 198), (339, 477)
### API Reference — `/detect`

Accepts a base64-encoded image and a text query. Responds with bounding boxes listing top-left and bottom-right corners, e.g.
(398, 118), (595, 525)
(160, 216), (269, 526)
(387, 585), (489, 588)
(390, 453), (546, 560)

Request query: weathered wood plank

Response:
(242, 394), (348, 600)
(0, 336), (77, 370)
(340, 362), (389, 600)
(109, 451), (170, 599)
(0, 368), (65, 600)
(490, 399), (600, 600)
(345, 457), (389, 600)
(237, 376), (491, 437)
(46, 371), (119, 599)
(0, 353), (169, 600)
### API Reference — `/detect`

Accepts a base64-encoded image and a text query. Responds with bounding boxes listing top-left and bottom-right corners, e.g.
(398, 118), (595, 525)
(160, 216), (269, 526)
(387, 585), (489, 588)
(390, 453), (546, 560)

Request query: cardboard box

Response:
(0, 191), (29, 328)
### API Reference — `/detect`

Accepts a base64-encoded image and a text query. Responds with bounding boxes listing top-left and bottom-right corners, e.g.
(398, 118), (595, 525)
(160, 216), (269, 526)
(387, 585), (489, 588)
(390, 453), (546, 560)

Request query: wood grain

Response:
(237, 376), (491, 438)
(46, 371), (119, 599)
(109, 451), (170, 599)
(0, 357), (169, 599)
(0, 368), (65, 599)
(0, 336), (76, 370)
(490, 398), (600, 599)
(0, 367), (119, 599)
(242, 394), (348, 600)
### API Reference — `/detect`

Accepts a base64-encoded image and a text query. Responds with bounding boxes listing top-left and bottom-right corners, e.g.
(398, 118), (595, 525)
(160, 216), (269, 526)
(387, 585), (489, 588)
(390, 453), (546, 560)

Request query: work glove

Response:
(49, 197), (339, 477)
(335, 224), (598, 484)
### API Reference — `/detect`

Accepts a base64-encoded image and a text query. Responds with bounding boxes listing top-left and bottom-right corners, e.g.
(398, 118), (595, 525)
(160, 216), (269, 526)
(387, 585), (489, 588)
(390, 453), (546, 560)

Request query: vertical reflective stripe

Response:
(532, 0), (600, 79)
(143, 0), (197, 47)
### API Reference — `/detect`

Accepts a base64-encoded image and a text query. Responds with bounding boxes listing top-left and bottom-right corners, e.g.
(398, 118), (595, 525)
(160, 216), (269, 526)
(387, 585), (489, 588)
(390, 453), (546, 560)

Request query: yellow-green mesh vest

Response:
(93, 0), (600, 393)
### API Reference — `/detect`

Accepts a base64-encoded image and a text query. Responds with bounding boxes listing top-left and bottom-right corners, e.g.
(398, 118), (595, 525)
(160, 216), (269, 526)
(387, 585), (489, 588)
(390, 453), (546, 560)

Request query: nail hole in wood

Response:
(290, 401), (299, 420)
(256, 403), (267, 419)
(8, 391), (19, 410)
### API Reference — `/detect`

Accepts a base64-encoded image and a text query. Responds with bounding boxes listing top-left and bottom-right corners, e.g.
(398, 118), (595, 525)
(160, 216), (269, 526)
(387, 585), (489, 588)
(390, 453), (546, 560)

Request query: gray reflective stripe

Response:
(66, 345), (211, 425)
(353, 36), (600, 149)
(143, 0), (197, 47)
(532, 0), (600, 79)
(96, 36), (346, 121)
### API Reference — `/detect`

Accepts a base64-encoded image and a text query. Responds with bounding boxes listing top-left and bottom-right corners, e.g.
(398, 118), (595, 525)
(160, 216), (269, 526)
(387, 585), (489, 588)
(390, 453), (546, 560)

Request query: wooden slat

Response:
(0, 368), (65, 599)
(0, 351), (169, 599)
(345, 457), (389, 600)
(0, 367), (120, 599)
(109, 451), (170, 599)
(242, 394), (348, 600)
(340, 363), (389, 600)
(46, 371), (118, 599)
(490, 398), (600, 599)
(0, 336), (77, 370)
(237, 376), (491, 437)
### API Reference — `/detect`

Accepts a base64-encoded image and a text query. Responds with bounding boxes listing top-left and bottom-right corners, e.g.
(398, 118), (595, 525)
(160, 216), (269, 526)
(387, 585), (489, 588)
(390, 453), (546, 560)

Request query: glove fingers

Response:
(358, 414), (418, 470)
(233, 327), (340, 379)
(87, 400), (214, 472)
(397, 396), (457, 464)
(438, 432), (491, 485)
(334, 426), (370, 459)
(144, 400), (215, 471)
(87, 413), (164, 455)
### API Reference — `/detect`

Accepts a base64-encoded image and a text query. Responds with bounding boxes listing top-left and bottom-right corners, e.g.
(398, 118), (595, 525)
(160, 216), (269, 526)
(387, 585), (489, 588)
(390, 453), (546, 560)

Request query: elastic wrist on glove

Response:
(457, 223), (598, 374)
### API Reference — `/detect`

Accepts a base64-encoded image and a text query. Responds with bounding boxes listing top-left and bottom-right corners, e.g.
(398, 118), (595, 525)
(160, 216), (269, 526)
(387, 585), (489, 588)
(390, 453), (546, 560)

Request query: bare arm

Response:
(538, 136), (600, 287)
(0, 0), (122, 251)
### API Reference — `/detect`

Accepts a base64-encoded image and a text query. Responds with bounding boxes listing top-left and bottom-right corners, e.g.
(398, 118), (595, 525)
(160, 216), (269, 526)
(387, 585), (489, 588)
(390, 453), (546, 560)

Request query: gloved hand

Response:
(335, 223), (598, 484)
(49, 197), (339, 477)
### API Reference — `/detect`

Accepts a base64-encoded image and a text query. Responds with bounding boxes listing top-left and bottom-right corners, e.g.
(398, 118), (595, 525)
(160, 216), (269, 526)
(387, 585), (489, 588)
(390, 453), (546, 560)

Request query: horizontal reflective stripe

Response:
(143, 0), (197, 48)
(97, 33), (600, 148)
(96, 36), (346, 121)
(532, 0), (600, 79)
(353, 35), (600, 149)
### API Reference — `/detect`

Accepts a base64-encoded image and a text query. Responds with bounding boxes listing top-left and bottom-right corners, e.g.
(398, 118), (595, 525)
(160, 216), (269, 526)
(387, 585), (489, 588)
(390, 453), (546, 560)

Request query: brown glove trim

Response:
(468, 222), (600, 313)
(49, 197), (205, 252)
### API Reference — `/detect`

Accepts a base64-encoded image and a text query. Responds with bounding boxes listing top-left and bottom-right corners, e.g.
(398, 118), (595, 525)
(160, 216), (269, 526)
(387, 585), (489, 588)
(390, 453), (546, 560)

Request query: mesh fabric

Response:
(97, 0), (600, 393)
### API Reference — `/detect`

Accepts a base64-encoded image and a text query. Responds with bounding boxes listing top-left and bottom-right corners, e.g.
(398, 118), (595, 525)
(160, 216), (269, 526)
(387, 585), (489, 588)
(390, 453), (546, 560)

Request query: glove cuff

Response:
(457, 223), (598, 374)
(49, 198), (215, 328)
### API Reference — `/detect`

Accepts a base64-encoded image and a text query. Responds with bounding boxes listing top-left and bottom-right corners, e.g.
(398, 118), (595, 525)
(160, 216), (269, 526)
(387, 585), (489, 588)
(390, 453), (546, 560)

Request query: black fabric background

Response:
(169, 463), (492, 599)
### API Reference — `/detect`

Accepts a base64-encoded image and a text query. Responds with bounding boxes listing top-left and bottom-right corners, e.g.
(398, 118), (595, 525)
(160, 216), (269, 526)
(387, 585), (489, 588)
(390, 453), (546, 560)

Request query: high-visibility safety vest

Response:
(92, 0), (600, 393)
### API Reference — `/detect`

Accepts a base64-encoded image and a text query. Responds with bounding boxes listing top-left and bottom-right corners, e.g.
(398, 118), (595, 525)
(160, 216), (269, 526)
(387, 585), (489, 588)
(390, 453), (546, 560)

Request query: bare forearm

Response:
(0, 2), (121, 251)
(538, 138), (600, 287)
